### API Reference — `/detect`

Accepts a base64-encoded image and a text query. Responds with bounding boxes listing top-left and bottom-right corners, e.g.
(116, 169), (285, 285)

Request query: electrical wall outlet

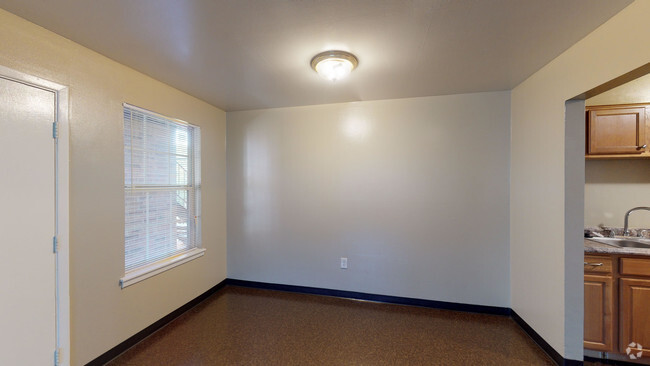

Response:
(340, 257), (348, 269)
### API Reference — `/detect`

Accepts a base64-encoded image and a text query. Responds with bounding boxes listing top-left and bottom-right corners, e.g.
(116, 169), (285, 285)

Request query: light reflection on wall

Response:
(340, 114), (371, 141)
(243, 122), (272, 238)
(1, 80), (55, 120)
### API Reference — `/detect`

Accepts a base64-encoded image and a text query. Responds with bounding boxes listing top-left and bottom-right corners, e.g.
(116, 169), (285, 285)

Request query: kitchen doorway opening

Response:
(565, 62), (650, 365)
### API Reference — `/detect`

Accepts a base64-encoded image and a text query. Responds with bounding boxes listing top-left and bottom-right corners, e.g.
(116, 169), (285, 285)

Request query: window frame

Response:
(120, 103), (204, 288)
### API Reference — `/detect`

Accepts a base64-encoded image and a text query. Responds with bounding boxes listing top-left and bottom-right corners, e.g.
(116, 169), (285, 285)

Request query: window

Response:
(120, 104), (203, 288)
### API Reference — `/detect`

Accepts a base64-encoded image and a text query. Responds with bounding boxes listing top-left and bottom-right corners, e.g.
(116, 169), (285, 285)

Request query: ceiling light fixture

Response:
(310, 50), (358, 82)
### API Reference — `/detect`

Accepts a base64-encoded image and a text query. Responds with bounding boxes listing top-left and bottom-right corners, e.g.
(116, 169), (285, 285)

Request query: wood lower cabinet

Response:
(584, 254), (615, 352)
(585, 253), (650, 358)
(585, 275), (615, 351)
(620, 276), (650, 358)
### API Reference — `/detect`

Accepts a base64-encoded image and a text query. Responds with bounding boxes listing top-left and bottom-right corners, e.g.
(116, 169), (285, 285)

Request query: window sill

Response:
(120, 248), (206, 289)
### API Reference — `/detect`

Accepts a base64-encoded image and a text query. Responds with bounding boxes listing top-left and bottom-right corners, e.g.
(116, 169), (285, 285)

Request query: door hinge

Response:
(54, 348), (61, 365)
(53, 236), (58, 253)
(52, 121), (58, 139)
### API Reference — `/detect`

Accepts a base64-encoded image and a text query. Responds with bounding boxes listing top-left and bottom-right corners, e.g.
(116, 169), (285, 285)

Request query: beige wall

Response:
(227, 91), (511, 307)
(586, 72), (650, 106)
(0, 9), (227, 366)
(511, 0), (647, 360)
(585, 160), (650, 228)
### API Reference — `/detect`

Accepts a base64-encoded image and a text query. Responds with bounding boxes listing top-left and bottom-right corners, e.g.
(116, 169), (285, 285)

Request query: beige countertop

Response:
(584, 238), (650, 257)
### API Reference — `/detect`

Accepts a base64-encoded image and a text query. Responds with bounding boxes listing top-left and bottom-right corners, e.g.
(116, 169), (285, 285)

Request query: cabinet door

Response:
(620, 278), (650, 357)
(585, 274), (615, 351)
(587, 107), (646, 155)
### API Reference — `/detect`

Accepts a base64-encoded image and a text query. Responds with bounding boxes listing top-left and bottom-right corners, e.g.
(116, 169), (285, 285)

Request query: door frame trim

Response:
(0, 65), (70, 366)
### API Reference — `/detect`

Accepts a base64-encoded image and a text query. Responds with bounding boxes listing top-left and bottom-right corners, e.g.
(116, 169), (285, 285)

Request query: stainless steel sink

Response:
(587, 237), (650, 249)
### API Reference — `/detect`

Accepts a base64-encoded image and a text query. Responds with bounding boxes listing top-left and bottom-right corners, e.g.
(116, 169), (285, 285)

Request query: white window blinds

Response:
(123, 104), (201, 272)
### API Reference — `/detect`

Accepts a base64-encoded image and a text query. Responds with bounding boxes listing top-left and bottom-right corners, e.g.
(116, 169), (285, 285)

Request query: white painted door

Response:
(0, 76), (56, 365)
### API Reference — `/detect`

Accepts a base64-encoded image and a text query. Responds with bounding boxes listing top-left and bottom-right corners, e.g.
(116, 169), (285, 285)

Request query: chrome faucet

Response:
(623, 207), (650, 236)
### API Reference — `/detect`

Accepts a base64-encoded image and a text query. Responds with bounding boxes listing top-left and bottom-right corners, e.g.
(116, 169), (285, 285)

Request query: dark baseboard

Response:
(85, 278), (228, 366)
(511, 310), (583, 366)
(87, 278), (586, 366)
(225, 278), (511, 315)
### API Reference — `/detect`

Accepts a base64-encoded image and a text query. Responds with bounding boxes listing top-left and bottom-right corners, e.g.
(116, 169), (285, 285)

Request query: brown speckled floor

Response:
(106, 286), (557, 365)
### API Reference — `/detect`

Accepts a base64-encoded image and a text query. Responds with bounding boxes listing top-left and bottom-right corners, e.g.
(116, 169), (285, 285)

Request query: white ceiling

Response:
(0, 0), (632, 111)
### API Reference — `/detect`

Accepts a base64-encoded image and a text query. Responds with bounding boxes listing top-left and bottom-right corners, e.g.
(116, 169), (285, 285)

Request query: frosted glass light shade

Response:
(311, 50), (358, 82)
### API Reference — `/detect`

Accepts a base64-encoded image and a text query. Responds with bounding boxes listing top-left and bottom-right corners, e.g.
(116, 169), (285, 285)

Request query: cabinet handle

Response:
(584, 262), (604, 266)
(638, 144), (647, 149)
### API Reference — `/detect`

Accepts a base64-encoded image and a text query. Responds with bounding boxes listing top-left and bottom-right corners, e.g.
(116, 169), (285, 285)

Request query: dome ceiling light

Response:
(310, 50), (359, 82)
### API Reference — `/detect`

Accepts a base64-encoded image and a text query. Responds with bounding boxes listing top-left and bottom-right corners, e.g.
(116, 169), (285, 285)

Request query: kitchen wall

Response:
(511, 0), (648, 361)
(227, 91), (511, 307)
(0, 9), (227, 366)
(585, 160), (650, 228)
(587, 72), (650, 106)
(584, 75), (650, 229)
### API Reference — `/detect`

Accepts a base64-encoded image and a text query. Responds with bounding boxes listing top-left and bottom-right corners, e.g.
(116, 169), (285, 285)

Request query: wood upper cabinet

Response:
(586, 104), (649, 158)
(619, 277), (650, 358)
(585, 274), (615, 351)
